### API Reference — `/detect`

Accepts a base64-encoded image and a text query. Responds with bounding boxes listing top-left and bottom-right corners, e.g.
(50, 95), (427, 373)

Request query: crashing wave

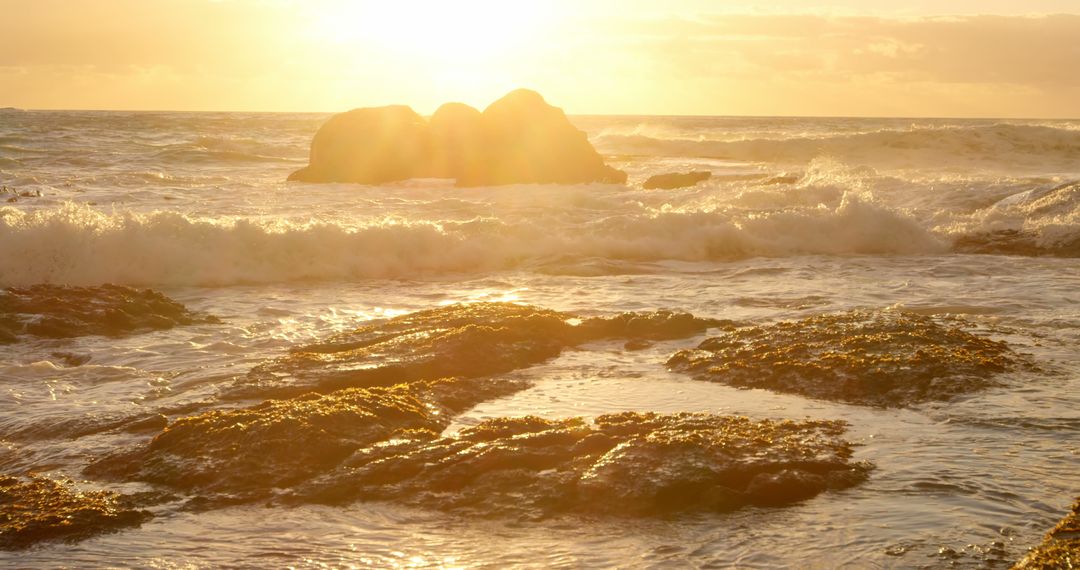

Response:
(0, 200), (944, 287)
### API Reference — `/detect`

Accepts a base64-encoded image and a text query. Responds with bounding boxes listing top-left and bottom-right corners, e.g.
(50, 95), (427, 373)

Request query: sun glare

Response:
(309, 1), (552, 65)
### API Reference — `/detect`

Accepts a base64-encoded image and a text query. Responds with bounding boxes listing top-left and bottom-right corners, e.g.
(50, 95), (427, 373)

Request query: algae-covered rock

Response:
(234, 302), (726, 399)
(295, 412), (871, 518)
(86, 377), (528, 499)
(0, 284), (218, 343)
(1013, 498), (1080, 569)
(0, 475), (150, 549)
(667, 310), (1024, 407)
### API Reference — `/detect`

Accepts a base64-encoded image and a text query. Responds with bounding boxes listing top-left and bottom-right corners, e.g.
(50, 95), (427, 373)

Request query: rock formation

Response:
(667, 310), (1027, 407)
(643, 171), (712, 190)
(287, 105), (433, 184)
(1013, 498), (1079, 569)
(0, 476), (150, 549)
(230, 302), (730, 399)
(0, 284), (219, 343)
(295, 412), (871, 519)
(289, 90), (627, 187)
(86, 377), (527, 501)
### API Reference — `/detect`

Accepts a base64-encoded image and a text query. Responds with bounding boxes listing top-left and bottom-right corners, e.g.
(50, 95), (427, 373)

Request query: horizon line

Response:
(4, 106), (1079, 122)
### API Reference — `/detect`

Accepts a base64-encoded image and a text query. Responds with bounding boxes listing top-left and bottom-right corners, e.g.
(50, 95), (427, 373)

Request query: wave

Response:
(192, 136), (304, 160)
(0, 199), (944, 287)
(951, 181), (1080, 256)
(595, 124), (1080, 170)
(153, 147), (298, 165)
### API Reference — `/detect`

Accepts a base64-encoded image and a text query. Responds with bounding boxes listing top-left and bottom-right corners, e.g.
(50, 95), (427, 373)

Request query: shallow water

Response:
(1, 110), (1078, 568)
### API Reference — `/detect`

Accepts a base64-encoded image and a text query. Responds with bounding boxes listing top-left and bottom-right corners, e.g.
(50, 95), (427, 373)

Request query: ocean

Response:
(1, 109), (1078, 568)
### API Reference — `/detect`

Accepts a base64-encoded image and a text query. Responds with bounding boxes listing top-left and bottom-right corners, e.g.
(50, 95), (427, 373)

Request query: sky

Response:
(2, 0), (1080, 117)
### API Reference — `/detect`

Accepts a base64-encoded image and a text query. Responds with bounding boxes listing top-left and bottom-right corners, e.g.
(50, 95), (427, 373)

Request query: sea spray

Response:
(0, 199), (945, 286)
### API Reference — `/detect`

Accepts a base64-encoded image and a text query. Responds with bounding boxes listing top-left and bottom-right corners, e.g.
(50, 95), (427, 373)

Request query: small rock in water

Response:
(49, 352), (92, 367)
(643, 171), (712, 190)
(0, 284), (219, 343)
(667, 310), (1026, 407)
(0, 475), (150, 550)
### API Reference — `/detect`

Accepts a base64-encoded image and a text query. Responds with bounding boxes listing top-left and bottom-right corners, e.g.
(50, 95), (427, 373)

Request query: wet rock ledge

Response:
(296, 412), (871, 519)
(0, 284), (218, 343)
(668, 310), (1026, 407)
(233, 302), (733, 399)
(1013, 498), (1080, 569)
(87, 376), (529, 499)
(0, 475), (150, 550)
(86, 303), (872, 517)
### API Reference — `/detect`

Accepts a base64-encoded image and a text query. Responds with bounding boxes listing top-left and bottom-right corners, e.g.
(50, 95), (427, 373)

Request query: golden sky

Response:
(2, 0), (1080, 117)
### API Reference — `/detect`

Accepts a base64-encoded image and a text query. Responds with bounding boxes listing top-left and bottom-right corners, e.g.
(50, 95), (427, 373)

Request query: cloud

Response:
(0, 1), (1078, 116)
(621, 13), (1080, 88)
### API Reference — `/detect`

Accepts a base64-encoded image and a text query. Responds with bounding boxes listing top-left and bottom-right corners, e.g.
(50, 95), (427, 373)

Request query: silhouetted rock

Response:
(1013, 498), (1080, 569)
(429, 102), (487, 180)
(289, 90), (627, 186)
(643, 171), (712, 190)
(231, 302), (727, 399)
(295, 412), (871, 518)
(288, 105), (433, 184)
(0, 284), (219, 343)
(668, 311), (1028, 407)
(0, 476), (150, 549)
(456, 89), (627, 186)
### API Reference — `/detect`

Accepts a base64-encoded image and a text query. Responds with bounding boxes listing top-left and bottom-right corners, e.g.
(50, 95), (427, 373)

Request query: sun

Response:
(308, 1), (553, 66)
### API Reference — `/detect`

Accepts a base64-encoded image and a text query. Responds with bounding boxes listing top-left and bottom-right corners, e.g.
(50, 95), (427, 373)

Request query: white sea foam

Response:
(0, 198), (945, 287)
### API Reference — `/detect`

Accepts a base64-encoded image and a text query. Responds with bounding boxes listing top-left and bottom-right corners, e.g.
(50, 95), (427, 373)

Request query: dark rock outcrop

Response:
(231, 302), (728, 399)
(1013, 498), (1080, 569)
(0, 284), (219, 343)
(294, 412), (871, 518)
(667, 311), (1026, 407)
(0, 476), (150, 549)
(289, 89), (626, 187)
(643, 171), (712, 190)
(87, 377), (527, 500)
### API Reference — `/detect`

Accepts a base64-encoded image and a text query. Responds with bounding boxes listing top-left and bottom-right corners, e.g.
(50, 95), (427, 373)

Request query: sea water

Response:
(1, 109), (1078, 568)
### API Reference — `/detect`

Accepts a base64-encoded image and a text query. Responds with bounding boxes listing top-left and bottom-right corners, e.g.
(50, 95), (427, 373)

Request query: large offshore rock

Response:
(0, 284), (218, 343)
(0, 475), (150, 549)
(668, 310), (1026, 407)
(231, 302), (728, 399)
(295, 412), (871, 518)
(455, 89), (627, 186)
(287, 105), (433, 184)
(429, 102), (488, 180)
(289, 90), (627, 186)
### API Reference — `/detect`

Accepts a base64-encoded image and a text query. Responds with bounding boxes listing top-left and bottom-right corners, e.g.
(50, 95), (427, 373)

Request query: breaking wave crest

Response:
(0, 199), (944, 287)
